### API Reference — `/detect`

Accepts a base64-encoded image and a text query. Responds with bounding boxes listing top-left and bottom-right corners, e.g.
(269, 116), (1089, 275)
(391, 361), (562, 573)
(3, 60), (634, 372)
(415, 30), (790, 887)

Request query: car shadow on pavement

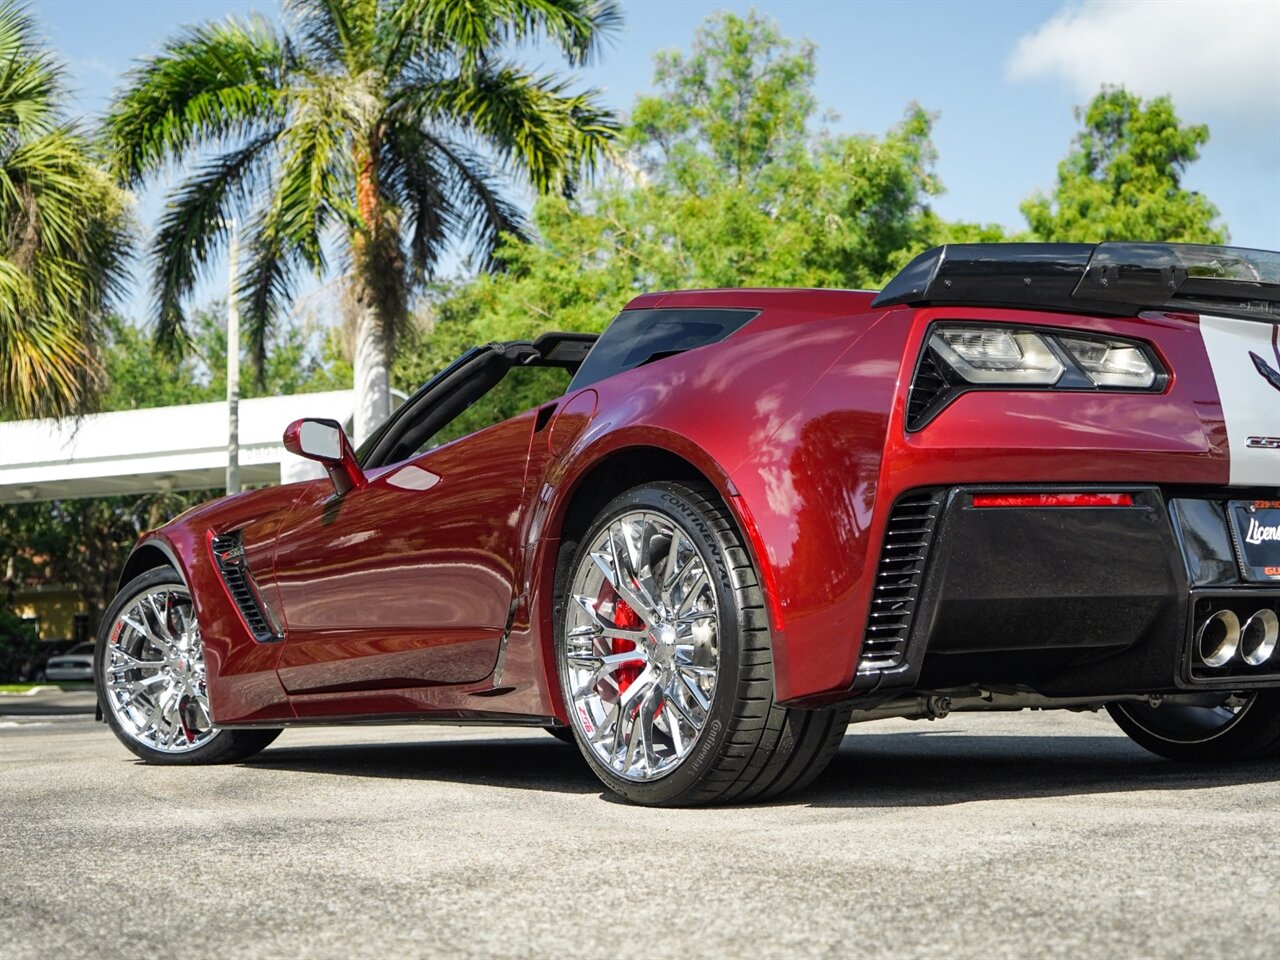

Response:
(804, 729), (1280, 808)
(245, 735), (602, 795)
(243, 727), (1280, 806)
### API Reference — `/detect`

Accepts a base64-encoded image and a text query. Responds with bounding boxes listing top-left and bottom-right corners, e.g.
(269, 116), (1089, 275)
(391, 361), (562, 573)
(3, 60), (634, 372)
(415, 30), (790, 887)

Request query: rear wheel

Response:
(1107, 691), (1280, 762)
(95, 568), (281, 765)
(555, 481), (850, 806)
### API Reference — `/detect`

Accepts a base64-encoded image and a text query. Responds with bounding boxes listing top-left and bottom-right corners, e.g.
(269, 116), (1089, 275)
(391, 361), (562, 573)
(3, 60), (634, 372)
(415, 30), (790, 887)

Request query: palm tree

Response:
(107, 0), (620, 441)
(0, 1), (129, 419)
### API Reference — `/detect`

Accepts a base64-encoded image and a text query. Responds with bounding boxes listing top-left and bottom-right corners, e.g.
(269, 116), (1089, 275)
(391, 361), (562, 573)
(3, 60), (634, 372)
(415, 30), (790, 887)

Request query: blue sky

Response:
(31, 0), (1280, 322)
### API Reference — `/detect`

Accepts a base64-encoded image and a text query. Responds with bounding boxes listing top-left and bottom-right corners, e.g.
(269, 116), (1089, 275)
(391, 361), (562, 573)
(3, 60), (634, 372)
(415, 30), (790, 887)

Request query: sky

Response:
(30, 0), (1280, 324)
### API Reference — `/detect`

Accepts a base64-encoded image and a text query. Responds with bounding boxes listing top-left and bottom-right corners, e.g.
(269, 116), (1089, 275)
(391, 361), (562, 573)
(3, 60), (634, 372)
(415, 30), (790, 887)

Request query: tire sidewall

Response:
(555, 482), (745, 805)
(95, 567), (226, 764)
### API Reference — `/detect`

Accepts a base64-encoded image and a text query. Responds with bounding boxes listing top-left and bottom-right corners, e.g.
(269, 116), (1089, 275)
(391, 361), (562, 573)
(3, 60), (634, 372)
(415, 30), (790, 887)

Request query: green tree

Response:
(0, 1), (130, 419)
(0, 491), (212, 642)
(1023, 86), (1226, 243)
(0, 606), (39, 681)
(105, 0), (620, 441)
(397, 10), (950, 392)
(99, 308), (351, 412)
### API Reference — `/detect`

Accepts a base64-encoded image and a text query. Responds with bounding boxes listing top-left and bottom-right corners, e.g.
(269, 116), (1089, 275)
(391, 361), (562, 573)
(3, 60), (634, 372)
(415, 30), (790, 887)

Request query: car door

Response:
(269, 402), (541, 695)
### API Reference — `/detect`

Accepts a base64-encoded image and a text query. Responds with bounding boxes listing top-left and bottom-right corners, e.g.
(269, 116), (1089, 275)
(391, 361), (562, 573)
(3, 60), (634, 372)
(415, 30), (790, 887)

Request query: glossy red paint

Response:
(123, 286), (1242, 725)
(132, 483), (306, 724)
(270, 410), (542, 695)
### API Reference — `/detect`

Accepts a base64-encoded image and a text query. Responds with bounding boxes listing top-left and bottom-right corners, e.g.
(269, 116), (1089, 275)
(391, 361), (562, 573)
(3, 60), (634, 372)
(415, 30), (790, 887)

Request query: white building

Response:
(0, 391), (358, 504)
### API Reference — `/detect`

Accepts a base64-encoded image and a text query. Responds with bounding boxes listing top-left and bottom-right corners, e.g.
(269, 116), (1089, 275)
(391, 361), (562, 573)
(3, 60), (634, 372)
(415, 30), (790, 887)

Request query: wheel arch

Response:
(118, 538), (185, 592)
(539, 435), (786, 700)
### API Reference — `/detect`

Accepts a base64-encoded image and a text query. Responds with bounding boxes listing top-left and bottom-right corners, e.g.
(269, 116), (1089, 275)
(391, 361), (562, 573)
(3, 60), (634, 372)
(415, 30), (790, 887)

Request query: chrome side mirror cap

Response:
(283, 418), (366, 495)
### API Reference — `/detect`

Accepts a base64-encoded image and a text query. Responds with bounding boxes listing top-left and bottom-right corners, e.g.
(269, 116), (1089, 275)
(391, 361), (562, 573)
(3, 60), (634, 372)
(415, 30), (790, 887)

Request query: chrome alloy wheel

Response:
(564, 510), (720, 782)
(101, 585), (218, 753)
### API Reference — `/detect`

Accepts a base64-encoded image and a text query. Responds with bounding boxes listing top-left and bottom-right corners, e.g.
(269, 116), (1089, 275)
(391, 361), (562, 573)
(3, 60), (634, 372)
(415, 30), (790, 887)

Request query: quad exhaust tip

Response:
(1240, 609), (1279, 667)
(1197, 610), (1240, 668)
(1195, 607), (1279, 668)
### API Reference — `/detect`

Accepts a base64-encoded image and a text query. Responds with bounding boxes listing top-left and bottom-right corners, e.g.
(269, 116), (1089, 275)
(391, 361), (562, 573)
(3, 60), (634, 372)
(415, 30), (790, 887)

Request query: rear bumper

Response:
(852, 484), (1280, 701)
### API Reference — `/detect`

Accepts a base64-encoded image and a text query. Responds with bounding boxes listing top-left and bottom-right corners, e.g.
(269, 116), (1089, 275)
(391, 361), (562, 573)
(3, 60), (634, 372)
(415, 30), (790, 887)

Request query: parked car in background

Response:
(21, 639), (78, 682)
(94, 242), (1279, 806)
(44, 642), (95, 682)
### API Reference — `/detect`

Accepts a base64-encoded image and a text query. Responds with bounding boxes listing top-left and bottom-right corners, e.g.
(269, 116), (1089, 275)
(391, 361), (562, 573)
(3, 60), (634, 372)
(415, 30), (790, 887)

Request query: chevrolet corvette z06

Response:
(95, 242), (1280, 806)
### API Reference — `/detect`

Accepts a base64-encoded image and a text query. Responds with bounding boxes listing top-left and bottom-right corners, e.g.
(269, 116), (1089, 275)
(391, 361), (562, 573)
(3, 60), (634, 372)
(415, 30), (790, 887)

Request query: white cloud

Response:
(1009, 0), (1280, 141)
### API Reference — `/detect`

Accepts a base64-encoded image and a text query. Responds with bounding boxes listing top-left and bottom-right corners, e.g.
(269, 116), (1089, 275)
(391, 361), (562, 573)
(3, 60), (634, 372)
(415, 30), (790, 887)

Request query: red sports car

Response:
(94, 242), (1280, 806)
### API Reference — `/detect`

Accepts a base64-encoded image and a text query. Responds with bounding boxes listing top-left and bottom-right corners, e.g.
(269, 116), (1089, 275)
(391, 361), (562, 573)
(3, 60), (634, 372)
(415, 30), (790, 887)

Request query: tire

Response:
(555, 481), (850, 806)
(1107, 691), (1280, 762)
(95, 567), (281, 765)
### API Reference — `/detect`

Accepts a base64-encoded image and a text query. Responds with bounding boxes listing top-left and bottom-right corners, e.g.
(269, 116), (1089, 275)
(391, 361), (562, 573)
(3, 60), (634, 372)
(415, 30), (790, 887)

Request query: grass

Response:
(0, 682), (93, 692)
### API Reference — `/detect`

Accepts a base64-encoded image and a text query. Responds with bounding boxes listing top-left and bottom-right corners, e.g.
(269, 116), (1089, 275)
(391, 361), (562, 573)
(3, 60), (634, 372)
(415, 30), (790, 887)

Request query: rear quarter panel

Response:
(542, 302), (1234, 708)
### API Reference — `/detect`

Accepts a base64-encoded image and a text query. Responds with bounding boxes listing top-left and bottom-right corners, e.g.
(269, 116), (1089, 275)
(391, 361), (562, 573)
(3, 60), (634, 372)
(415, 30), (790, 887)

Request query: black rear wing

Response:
(872, 242), (1280, 323)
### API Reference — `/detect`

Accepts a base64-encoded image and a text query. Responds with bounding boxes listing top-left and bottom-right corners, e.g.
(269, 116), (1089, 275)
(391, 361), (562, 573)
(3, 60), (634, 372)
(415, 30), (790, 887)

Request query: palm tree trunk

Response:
(352, 300), (390, 444)
(351, 139), (392, 444)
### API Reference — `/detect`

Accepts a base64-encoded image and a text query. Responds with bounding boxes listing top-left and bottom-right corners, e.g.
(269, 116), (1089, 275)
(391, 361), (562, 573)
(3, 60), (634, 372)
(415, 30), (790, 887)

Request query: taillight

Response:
(930, 328), (1064, 385)
(971, 493), (1135, 508)
(906, 323), (1167, 430)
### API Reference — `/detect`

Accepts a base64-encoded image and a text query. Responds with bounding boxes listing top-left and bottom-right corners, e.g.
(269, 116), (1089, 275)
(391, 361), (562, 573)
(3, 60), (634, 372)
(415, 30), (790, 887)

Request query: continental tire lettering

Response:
(687, 718), (723, 774)
(661, 492), (714, 543)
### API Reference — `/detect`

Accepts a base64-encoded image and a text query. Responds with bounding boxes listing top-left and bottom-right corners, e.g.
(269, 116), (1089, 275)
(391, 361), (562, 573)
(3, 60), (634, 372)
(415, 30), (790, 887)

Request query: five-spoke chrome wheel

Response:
(101, 583), (218, 754)
(564, 509), (720, 781)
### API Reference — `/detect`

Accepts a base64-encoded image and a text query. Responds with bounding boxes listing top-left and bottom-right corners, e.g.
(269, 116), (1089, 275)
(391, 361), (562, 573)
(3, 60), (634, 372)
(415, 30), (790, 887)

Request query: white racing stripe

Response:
(1199, 314), (1280, 487)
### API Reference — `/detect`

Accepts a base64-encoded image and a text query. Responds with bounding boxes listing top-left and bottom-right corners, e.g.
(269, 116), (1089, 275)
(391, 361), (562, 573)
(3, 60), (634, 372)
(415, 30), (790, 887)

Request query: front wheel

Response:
(1107, 691), (1280, 762)
(95, 568), (281, 765)
(556, 481), (850, 806)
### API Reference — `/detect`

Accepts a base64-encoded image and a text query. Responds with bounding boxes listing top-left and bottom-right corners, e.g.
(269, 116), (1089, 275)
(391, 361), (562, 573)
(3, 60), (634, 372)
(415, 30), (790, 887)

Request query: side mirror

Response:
(283, 418), (366, 496)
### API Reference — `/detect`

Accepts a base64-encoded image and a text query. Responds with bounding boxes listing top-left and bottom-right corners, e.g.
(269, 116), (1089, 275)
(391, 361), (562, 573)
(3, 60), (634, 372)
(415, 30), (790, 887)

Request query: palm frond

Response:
(104, 15), (288, 185)
(274, 78), (356, 271)
(429, 135), (526, 271)
(285, 0), (378, 72)
(385, 0), (622, 70)
(400, 63), (618, 193)
(0, 4), (60, 136)
(1, 5), (130, 425)
(380, 121), (454, 282)
(237, 204), (306, 378)
(148, 131), (280, 354)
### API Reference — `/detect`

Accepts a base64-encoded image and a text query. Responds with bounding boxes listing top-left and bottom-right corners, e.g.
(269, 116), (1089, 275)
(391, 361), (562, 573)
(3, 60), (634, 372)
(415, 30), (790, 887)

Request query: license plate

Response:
(1229, 501), (1280, 582)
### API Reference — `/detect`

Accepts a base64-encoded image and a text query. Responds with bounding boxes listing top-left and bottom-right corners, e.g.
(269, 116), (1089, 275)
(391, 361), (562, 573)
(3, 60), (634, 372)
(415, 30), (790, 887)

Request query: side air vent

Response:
(858, 490), (944, 674)
(210, 534), (281, 643)
(906, 348), (950, 430)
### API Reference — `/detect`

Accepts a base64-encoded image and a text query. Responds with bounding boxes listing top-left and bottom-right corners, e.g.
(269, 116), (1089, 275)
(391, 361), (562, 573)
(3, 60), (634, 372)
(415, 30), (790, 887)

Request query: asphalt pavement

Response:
(0, 687), (95, 716)
(1, 709), (1276, 960)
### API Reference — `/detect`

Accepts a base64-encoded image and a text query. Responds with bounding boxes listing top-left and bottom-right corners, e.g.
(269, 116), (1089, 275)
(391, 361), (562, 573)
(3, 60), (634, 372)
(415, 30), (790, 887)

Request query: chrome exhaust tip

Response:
(1196, 609), (1240, 668)
(1240, 609), (1279, 667)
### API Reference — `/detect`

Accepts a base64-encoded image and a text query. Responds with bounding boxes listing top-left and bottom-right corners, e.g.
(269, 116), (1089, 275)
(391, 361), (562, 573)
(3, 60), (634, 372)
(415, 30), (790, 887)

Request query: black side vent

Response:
(211, 534), (281, 643)
(906, 348), (951, 431)
(858, 491), (944, 674)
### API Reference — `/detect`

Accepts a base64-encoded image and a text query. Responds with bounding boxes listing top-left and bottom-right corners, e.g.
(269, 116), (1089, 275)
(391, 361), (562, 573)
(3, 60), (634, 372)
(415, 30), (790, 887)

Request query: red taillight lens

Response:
(972, 493), (1135, 508)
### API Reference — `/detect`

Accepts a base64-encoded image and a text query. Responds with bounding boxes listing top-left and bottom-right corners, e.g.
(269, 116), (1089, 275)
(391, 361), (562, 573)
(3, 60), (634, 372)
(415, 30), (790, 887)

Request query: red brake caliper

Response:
(611, 598), (645, 695)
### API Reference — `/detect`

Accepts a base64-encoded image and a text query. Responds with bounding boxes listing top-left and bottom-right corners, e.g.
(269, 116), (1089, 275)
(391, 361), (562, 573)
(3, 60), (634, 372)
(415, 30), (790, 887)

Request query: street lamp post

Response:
(226, 218), (241, 495)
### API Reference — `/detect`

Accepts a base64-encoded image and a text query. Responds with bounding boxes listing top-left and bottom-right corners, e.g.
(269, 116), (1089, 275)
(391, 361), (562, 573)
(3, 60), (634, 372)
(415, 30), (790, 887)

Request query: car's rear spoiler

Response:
(872, 242), (1280, 323)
